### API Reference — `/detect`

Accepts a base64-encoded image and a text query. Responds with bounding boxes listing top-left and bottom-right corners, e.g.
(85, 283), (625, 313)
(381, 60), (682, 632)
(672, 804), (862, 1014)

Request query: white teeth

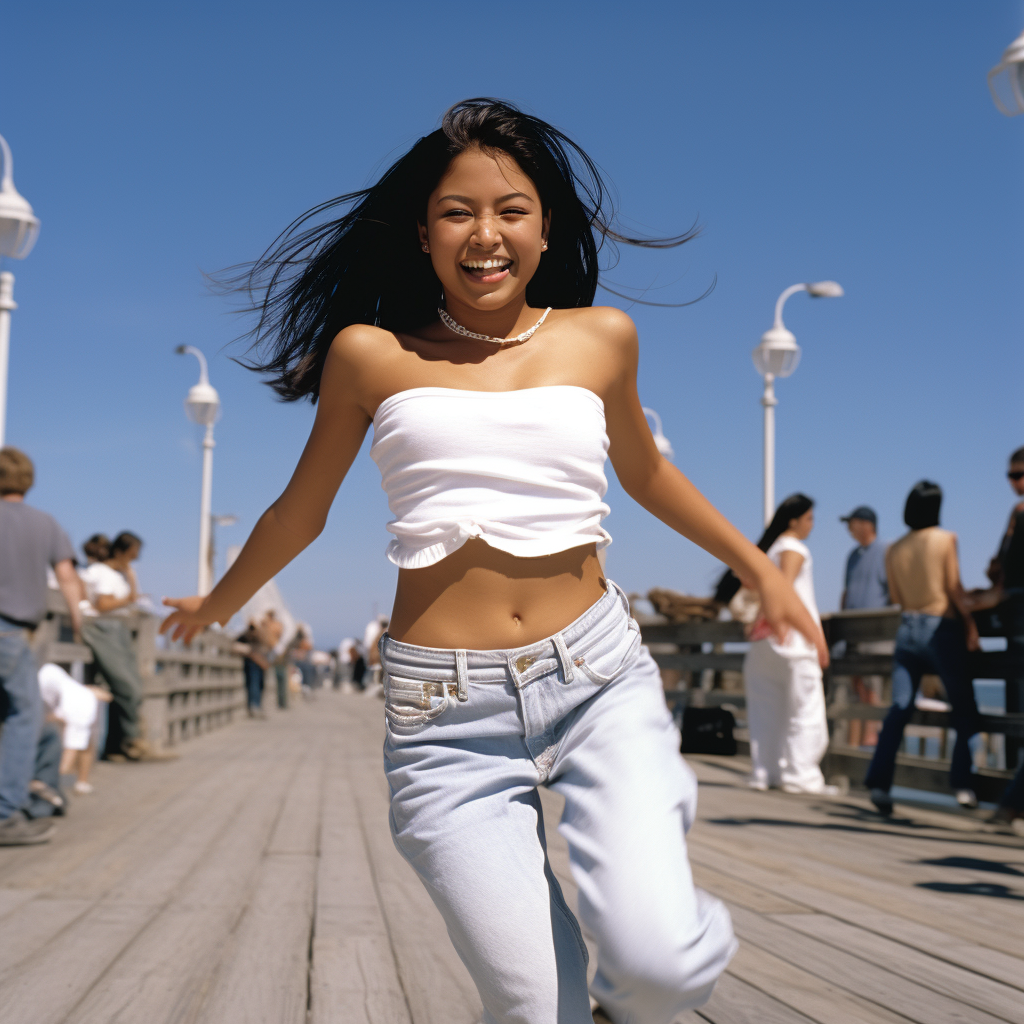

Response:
(462, 259), (511, 270)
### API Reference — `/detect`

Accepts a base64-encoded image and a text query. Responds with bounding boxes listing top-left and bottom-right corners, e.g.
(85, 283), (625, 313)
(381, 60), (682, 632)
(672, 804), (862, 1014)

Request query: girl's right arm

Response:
(161, 331), (374, 643)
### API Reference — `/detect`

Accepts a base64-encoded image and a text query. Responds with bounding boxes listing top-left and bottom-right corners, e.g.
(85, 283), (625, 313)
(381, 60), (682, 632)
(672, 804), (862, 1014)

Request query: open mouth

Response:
(460, 258), (513, 283)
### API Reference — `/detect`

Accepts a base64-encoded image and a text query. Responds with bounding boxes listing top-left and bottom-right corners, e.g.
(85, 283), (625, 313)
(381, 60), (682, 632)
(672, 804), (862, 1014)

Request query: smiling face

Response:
(418, 146), (550, 314)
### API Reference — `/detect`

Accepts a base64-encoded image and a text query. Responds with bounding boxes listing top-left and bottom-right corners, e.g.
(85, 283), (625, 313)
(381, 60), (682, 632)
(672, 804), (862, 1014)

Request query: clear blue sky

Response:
(2, 2), (1022, 647)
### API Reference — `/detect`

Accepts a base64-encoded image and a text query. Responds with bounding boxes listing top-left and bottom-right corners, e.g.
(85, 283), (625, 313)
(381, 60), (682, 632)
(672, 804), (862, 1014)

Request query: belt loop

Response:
(553, 633), (574, 685)
(455, 649), (469, 702)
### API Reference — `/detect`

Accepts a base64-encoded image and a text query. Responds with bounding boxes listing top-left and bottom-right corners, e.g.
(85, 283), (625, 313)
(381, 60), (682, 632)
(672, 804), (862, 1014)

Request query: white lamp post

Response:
(752, 281), (843, 526)
(0, 134), (40, 448)
(176, 346), (221, 596)
(988, 30), (1024, 116)
(642, 407), (674, 460)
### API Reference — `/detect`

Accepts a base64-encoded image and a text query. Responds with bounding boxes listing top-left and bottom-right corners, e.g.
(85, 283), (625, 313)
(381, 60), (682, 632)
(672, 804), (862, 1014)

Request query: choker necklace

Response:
(437, 306), (552, 348)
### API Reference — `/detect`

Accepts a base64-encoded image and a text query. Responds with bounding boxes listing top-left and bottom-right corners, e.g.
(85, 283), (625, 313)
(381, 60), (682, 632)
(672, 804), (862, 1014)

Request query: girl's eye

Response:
(501, 208), (529, 216)
(442, 209), (471, 218)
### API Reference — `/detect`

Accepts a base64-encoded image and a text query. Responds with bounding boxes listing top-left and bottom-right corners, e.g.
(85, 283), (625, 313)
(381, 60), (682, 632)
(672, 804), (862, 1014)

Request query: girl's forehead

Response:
(433, 147), (539, 199)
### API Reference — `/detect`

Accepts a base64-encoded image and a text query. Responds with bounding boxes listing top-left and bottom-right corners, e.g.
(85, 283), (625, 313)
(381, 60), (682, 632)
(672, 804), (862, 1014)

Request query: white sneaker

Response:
(746, 778), (769, 791)
(73, 781), (94, 795)
(955, 789), (978, 809)
(783, 783), (840, 796)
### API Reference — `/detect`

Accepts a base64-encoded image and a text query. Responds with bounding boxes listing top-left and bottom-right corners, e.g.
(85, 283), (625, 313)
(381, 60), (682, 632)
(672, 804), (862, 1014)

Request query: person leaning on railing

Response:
(78, 531), (163, 761)
(864, 481), (981, 816)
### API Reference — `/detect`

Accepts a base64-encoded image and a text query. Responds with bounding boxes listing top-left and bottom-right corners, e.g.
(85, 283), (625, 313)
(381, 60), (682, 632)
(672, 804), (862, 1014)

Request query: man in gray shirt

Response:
(0, 447), (82, 845)
(841, 506), (888, 611)
(839, 506), (890, 748)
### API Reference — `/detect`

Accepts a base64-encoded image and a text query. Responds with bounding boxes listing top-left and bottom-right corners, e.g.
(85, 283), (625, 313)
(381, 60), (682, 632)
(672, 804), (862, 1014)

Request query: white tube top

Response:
(370, 386), (612, 569)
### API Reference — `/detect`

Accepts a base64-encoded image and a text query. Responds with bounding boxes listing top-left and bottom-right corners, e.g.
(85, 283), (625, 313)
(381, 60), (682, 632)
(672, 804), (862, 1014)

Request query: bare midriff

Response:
(388, 539), (608, 650)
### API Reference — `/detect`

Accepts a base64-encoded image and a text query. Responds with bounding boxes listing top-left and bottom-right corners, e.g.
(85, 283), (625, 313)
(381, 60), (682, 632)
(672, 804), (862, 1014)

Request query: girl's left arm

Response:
(599, 311), (829, 667)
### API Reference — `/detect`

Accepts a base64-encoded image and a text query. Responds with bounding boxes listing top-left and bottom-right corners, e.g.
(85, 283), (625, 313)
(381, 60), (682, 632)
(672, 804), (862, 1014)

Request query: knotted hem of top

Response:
(385, 524), (612, 569)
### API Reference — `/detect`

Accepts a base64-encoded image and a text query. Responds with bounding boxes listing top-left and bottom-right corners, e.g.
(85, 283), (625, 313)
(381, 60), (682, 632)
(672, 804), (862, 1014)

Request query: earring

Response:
(422, 243), (429, 252)
(541, 242), (548, 251)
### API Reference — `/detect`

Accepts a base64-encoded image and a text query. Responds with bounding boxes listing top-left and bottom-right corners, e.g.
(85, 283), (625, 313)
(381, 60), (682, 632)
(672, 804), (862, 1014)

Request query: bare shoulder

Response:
(559, 305), (637, 342)
(326, 323), (395, 368)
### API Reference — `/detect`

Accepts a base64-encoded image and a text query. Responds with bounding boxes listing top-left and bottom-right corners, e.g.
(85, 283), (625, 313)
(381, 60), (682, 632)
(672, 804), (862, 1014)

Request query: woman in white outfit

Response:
(161, 100), (826, 1024)
(743, 494), (834, 794)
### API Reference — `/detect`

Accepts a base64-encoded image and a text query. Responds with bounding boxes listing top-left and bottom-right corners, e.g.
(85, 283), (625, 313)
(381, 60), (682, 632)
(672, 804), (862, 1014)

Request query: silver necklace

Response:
(437, 306), (552, 348)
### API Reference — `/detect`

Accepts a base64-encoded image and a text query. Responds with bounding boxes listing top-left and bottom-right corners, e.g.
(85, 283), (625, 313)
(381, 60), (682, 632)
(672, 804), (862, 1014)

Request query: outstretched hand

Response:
(749, 571), (830, 669)
(160, 596), (219, 645)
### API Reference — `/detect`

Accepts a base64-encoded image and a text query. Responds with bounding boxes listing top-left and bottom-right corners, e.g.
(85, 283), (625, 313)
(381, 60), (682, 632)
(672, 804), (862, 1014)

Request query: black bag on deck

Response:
(680, 706), (737, 756)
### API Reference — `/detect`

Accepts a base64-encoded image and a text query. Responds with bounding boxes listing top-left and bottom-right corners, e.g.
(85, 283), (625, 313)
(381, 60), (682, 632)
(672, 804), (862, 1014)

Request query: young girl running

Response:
(162, 99), (827, 1024)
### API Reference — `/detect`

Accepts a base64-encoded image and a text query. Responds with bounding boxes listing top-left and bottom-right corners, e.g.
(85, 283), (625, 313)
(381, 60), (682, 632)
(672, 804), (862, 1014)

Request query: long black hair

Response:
(227, 98), (702, 402)
(713, 493), (815, 605)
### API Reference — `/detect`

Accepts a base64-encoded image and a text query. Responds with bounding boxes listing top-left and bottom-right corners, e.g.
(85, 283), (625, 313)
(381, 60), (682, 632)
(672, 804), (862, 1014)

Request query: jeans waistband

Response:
(380, 581), (637, 693)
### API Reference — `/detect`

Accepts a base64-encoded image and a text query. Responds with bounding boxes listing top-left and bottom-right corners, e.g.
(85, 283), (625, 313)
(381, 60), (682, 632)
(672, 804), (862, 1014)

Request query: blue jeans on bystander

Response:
(0, 616), (42, 819)
(865, 614), (980, 793)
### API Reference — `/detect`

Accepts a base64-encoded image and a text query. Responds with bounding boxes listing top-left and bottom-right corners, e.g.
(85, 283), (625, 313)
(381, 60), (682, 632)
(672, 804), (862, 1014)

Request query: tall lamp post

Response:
(0, 134), (40, 447)
(988, 29), (1024, 116)
(176, 346), (221, 596)
(752, 281), (843, 526)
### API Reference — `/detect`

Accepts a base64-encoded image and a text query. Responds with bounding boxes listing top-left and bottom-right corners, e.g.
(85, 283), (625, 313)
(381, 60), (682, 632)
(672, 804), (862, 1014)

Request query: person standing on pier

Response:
(161, 99), (826, 1024)
(864, 481), (981, 816)
(743, 494), (835, 795)
(0, 447), (83, 846)
(840, 505), (890, 748)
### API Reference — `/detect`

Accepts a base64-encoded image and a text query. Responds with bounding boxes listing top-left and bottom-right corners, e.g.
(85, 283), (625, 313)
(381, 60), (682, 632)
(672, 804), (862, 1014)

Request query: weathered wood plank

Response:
(758, 880), (1024, 991)
(191, 852), (316, 1024)
(726, 941), (911, 1024)
(63, 737), (308, 1024)
(346, 699), (483, 1024)
(308, 740), (412, 1024)
(776, 913), (1024, 1023)
(698, 971), (819, 1024)
(727, 905), (1008, 1024)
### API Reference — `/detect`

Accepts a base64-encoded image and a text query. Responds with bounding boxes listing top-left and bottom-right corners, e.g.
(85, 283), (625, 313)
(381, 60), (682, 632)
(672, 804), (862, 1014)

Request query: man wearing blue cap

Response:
(841, 507), (890, 747)
(841, 507), (888, 612)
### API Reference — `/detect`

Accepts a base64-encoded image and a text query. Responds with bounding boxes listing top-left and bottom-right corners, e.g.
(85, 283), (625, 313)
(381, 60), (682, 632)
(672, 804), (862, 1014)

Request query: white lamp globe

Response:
(989, 30), (1024, 117)
(0, 135), (39, 260)
(185, 380), (220, 427)
(752, 326), (801, 379)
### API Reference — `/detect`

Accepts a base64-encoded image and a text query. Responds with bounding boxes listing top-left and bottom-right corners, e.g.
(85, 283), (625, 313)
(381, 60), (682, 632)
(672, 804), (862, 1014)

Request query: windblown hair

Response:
(227, 98), (703, 402)
(713, 493), (815, 605)
(904, 481), (942, 531)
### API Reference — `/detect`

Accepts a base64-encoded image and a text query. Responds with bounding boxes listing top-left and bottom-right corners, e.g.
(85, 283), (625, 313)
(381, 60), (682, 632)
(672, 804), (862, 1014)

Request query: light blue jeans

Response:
(382, 583), (736, 1024)
(0, 616), (42, 819)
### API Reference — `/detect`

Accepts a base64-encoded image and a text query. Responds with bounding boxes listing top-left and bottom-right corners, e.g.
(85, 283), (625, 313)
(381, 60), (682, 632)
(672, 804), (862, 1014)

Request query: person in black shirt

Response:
(971, 446), (1024, 828)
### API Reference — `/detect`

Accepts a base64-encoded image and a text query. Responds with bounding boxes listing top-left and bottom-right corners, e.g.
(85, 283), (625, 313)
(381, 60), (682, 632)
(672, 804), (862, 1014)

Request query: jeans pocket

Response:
(384, 673), (455, 728)
(574, 619), (642, 686)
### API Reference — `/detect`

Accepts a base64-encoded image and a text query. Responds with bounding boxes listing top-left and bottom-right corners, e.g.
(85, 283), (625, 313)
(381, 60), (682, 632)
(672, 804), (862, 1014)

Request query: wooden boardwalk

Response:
(1, 691), (1022, 1024)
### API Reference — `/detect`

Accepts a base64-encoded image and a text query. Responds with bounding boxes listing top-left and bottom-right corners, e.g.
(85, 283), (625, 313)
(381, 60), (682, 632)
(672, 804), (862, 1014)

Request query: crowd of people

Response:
(719, 445), (1024, 830)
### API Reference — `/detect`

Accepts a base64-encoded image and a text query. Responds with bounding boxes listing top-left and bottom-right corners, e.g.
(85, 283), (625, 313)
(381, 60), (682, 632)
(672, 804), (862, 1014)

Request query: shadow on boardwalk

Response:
(0, 692), (1022, 1024)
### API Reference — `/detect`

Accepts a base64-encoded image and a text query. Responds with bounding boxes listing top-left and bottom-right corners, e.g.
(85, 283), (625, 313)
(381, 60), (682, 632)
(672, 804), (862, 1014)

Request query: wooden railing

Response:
(30, 589), (245, 751)
(638, 607), (1022, 803)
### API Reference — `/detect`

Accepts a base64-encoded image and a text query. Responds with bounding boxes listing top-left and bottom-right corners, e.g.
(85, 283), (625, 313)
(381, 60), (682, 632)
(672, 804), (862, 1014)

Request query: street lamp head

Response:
(805, 280), (844, 298)
(185, 380), (220, 426)
(988, 29), (1024, 117)
(753, 326), (801, 379)
(0, 134), (39, 260)
(176, 345), (220, 426)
